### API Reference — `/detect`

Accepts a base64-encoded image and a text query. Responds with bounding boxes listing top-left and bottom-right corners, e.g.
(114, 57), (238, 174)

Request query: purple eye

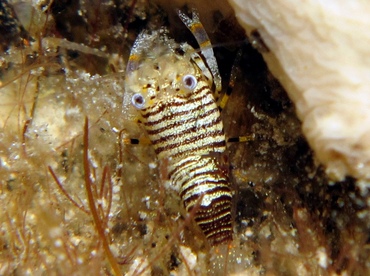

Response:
(182, 74), (197, 90)
(131, 93), (145, 109)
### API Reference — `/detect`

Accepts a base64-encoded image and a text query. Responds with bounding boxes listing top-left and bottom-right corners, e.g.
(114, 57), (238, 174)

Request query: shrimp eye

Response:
(182, 74), (197, 90)
(131, 93), (145, 109)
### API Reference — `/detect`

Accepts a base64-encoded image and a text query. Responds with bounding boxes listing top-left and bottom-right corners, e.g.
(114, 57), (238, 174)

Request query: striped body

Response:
(141, 79), (232, 244)
(124, 12), (233, 245)
(169, 156), (232, 244)
(140, 79), (225, 160)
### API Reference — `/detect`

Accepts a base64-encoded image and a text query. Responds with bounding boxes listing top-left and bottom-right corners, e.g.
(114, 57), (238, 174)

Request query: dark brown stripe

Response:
(196, 206), (232, 225)
(151, 115), (221, 145)
(195, 208), (232, 226)
(171, 159), (214, 183)
(192, 201), (233, 245)
(183, 188), (232, 207)
(204, 221), (232, 234)
(185, 194), (232, 211)
(154, 130), (224, 155)
(167, 158), (197, 180)
(172, 140), (226, 159)
(166, 140), (226, 159)
(205, 227), (232, 241)
(200, 219), (232, 236)
(141, 85), (211, 118)
(143, 99), (215, 127)
(181, 180), (230, 203)
(141, 101), (165, 115)
(146, 107), (221, 135)
(179, 172), (228, 198)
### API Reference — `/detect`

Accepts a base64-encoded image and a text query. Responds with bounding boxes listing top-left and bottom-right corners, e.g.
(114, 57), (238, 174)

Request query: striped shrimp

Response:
(124, 10), (233, 245)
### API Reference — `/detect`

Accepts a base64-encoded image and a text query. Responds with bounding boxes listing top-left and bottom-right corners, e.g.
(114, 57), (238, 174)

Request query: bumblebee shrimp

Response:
(124, 9), (233, 246)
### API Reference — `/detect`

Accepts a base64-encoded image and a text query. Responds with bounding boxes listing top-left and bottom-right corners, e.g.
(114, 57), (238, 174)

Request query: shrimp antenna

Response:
(177, 9), (222, 94)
